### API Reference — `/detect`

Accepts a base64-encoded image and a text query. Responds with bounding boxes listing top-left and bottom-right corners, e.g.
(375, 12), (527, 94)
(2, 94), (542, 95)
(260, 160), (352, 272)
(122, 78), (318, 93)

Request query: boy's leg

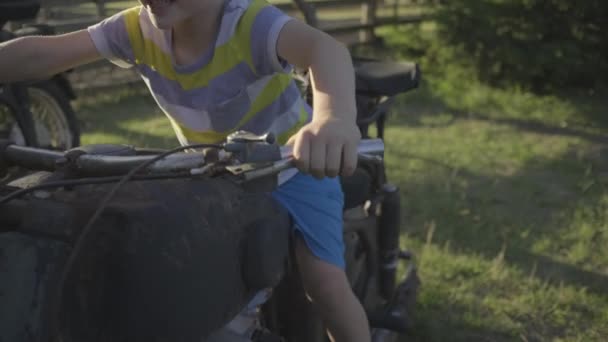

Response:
(272, 172), (370, 341)
(295, 238), (371, 342)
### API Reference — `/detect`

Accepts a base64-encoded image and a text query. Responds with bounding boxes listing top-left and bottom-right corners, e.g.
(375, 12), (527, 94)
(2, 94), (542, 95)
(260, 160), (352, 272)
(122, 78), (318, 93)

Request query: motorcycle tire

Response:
(0, 81), (79, 183)
(27, 80), (80, 150)
(0, 97), (31, 183)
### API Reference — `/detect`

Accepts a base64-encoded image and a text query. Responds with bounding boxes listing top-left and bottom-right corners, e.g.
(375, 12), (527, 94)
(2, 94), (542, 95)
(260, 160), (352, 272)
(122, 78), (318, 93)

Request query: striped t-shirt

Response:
(87, 0), (311, 146)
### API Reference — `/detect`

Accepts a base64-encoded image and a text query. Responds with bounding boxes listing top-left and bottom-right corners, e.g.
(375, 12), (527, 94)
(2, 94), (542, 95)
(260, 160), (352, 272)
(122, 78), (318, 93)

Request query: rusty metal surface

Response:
(0, 233), (67, 342)
(1, 176), (290, 342)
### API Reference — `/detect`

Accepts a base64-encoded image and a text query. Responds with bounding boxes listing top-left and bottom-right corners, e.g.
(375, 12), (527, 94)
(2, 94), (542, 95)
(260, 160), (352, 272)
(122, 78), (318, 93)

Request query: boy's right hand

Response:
(286, 116), (361, 179)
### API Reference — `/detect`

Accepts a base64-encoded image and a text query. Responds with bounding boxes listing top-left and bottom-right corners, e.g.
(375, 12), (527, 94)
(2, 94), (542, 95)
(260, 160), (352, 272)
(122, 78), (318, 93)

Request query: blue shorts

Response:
(271, 172), (345, 269)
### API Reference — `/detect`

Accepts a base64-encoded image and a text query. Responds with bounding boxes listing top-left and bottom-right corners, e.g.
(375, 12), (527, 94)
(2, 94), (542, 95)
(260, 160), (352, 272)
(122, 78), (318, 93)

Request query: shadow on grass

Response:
(390, 139), (608, 340)
(403, 302), (518, 342)
(389, 85), (608, 145)
(390, 144), (608, 296)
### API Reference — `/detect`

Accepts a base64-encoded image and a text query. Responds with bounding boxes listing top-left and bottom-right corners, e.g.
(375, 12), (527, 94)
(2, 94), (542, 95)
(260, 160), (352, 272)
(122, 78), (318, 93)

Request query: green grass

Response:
(365, 23), (608, 341)
(75, 86), (176, 148)
(71, 15), (608, 342)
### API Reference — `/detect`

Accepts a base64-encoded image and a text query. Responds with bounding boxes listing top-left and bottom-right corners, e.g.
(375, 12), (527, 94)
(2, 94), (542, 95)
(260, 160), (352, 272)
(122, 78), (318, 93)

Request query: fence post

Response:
(291, 0), (319, 27)
(94, 0), (107, 17)
(393, 0), (399, 28)
(359, 0), (377, 43)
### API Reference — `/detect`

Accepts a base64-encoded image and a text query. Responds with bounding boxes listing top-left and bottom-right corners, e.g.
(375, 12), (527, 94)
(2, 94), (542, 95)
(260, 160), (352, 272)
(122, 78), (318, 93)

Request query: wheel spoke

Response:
(27, 87), (73, 149)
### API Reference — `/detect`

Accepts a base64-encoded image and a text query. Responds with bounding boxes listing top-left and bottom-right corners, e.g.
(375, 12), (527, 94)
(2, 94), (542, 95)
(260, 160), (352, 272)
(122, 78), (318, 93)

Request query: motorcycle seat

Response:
(354, 57), (420, 97)
(14, 23), (55, 37)
(0, 0), (40, 22)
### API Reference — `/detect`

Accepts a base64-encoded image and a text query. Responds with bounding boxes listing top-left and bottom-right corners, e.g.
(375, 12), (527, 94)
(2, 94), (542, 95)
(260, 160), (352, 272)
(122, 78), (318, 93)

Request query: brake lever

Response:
(240, 154), (383, 182)
(225, 161), (275, 176)
(240, 159), (294, 181)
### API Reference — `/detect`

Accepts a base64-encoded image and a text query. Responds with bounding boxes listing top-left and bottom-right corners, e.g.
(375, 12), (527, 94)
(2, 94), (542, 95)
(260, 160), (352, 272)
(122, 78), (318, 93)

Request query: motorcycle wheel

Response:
(27, 81), (80, 150)
(0, 99), (19, 142)
(0, 98), (26, 183)
(0, 81), (79, 183)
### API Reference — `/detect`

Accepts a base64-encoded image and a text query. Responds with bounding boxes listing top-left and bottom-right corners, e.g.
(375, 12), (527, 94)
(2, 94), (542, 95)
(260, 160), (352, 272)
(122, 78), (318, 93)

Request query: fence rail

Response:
(36, 0), (430, 40)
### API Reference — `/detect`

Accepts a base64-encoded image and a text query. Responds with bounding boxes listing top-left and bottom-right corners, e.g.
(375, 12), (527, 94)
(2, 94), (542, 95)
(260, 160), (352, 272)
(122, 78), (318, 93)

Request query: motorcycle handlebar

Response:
(1, 139), (384, 177)
(3, 145), (63, 171)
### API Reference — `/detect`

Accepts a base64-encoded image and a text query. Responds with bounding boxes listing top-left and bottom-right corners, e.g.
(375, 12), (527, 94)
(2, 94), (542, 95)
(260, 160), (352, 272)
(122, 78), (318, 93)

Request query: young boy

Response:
(0, 0), (370, 340)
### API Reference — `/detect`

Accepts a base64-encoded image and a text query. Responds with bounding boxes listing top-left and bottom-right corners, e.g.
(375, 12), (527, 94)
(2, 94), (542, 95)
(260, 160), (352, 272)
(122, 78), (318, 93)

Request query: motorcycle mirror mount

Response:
(224, 131), (282, 164)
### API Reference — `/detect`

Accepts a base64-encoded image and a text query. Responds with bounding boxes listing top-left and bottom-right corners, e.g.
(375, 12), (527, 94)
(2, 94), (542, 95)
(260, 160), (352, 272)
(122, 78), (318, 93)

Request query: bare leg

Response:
(296, 239), (371, 342)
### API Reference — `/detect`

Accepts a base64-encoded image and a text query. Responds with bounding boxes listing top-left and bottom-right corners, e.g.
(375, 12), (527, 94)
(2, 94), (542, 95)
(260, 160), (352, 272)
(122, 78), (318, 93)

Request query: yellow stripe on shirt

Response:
(169, 73), (294, 143)
(122, 0), (269, 90)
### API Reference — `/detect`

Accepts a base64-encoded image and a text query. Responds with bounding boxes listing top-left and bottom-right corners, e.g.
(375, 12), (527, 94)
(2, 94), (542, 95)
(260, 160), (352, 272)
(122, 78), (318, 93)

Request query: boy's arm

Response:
(0, 30), (101, 83)
(277, 19), (360, 179)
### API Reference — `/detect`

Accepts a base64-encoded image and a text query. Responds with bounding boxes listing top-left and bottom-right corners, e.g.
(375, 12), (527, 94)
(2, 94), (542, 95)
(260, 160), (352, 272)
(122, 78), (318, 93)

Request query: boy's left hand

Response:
(287, 117), (361, 179)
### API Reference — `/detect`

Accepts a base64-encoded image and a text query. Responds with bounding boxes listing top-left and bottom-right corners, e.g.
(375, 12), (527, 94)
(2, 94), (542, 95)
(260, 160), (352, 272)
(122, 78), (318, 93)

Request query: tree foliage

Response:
(435, 0), (607, 90)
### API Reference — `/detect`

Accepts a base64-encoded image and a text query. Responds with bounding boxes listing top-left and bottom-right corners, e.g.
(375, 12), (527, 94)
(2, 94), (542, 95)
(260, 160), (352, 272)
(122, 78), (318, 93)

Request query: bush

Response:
(435, 0), (608, 91)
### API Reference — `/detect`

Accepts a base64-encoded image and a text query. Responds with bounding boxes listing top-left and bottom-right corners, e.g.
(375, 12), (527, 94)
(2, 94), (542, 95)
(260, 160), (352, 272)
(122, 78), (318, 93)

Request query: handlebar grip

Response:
(244, 139), (385, 181)
(279, 138), (384, 159)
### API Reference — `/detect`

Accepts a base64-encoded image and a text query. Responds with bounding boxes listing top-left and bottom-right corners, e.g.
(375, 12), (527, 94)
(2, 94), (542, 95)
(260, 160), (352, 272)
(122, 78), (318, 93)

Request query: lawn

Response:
(72, 19), (608, 342)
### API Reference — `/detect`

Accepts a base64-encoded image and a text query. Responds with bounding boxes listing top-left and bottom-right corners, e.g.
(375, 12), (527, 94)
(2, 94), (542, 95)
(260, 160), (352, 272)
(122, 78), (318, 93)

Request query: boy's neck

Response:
(171, 0), (225, 65)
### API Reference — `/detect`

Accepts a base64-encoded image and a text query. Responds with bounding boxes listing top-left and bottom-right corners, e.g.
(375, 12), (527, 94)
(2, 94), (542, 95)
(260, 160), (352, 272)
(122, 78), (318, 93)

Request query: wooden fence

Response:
(36, 0), (429, 42)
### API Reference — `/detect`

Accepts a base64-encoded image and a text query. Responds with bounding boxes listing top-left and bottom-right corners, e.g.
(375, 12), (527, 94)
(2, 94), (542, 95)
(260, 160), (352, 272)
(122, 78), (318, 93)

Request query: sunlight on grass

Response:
(117, 115), (176, 139)
(531, 195), (608, 273)
(75, 85), (178, 148)
(403, 237), (608, 341)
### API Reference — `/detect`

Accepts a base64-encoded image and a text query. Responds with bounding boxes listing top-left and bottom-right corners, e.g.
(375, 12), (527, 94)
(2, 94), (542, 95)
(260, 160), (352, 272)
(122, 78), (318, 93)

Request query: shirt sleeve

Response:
(249, 4), (294, 75)
(87, 8), (138, 69)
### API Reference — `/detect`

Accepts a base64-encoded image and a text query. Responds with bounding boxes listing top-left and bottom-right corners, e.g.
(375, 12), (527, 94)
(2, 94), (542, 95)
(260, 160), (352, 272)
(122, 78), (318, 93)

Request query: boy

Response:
(0, 0), (370, 340)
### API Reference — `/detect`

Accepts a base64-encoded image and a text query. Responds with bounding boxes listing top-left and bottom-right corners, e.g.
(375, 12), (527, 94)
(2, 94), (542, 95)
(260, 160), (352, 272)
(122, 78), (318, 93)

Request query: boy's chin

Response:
(148, 15), (175, 30)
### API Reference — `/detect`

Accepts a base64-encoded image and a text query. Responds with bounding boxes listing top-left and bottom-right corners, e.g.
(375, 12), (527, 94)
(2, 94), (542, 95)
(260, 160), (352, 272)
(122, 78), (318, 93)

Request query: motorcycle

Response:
(0, 57), (420, 342)
(0, 0), (80, 151)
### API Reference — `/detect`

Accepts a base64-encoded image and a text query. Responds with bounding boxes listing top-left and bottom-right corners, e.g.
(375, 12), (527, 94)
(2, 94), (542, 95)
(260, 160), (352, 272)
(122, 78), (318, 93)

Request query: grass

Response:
(70, 14), (608, 342)
(363, 23), (608, 341)
(75, 85), (176, 148)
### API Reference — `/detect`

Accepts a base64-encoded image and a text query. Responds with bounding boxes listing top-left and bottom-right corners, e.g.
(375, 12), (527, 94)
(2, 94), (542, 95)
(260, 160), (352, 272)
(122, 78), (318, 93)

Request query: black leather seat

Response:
(14, 23), (55, 37)
(354, 57), (421, 97)
(0, 0), (40, 22)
